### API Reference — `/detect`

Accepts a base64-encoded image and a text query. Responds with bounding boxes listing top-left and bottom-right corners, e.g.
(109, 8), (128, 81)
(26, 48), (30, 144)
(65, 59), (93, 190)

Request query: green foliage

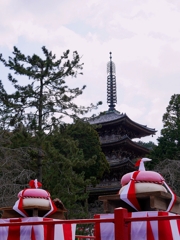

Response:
(0, 46), (105, 218)
(148, 94), (180, 166)
(134, 141), (157, 169)
(135, 141), (157, 150)
(0, 46), (103, 183)
(42, 131), (88, 218)
(65, 120), (109, 184)
(0, 46), (102, 132)
(42, 121), (109, 218)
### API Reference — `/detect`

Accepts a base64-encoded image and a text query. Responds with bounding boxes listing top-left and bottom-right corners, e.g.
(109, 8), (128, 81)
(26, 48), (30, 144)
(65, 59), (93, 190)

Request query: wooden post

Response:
(32, 208), (38, 217)
(114, 208), (129, 240)
(94, 214), (101, 240)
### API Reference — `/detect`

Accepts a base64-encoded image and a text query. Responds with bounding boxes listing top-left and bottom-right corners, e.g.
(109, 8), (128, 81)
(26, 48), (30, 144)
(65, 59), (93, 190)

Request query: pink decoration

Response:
(13, 179), (57, 218)
(120, 159), (177, 212)
(121, 171), (164, 186)
(18, 189), (50, 199)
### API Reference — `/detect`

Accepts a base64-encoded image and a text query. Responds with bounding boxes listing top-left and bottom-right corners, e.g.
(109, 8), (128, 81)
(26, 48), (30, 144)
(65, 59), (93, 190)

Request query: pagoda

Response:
(88, 52), (156, 199)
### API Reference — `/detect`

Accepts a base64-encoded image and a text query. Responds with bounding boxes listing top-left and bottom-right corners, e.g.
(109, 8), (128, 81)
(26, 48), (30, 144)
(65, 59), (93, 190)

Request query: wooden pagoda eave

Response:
(91, 112), (156, 137)
(101, 136), (150, 154)
(109, 159), (137, 171)
(99, 117), (156, 137)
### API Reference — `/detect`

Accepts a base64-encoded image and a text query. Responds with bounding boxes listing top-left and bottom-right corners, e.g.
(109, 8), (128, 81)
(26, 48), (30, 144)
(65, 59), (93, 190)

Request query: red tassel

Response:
(135, 159), (141, 167)
(29, 179), (42, 188)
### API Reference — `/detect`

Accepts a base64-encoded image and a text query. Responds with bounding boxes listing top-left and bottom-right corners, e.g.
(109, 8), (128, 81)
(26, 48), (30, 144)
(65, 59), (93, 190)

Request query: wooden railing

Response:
(1, 207), (180, 239)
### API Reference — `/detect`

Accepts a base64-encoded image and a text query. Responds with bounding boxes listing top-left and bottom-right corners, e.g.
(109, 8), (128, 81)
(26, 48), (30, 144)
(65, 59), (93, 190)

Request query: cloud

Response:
(0, 0), (180, 144)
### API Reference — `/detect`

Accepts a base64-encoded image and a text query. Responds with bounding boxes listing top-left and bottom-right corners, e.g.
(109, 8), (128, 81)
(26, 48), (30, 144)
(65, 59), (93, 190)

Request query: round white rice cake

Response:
(23, 198), (50, 208)
(119, 182), (167, 194)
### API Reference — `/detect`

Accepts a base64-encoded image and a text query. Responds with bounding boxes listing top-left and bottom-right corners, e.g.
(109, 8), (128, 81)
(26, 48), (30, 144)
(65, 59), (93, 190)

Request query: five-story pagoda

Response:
(88, 52), (156, 198)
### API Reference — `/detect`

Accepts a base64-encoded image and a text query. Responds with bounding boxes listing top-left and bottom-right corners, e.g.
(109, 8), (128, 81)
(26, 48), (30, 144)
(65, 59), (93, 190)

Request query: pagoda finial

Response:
(107, 52), (117, 111)
(109, 52), (112, 60)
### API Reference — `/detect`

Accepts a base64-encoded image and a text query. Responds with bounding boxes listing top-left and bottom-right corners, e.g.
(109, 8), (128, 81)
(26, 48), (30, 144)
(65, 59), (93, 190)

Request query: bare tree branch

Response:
(154, 159), (180, 195)
(0, 145), (36, 207)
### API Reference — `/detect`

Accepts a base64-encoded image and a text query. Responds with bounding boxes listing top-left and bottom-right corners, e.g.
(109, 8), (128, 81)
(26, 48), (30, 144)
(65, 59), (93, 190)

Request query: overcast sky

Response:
(0, 0), (180, 144)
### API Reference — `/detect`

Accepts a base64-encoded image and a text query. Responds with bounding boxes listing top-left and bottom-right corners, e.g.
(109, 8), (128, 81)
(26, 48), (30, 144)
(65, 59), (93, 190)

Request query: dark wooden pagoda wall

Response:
(103, 147), (136, 163)
(97, 124), (141, 140)
(97, 162), (135, 187)
(88, 161), (136, 198)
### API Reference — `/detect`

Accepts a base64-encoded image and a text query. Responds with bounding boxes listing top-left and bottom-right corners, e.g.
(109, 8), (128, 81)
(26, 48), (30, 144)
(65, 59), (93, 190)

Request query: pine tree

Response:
(0, 46), (102, 181)
(149, 94), (180, 163)
(65, 120), (109, 184)
(0, 46), (102, 132)
(42, 129), (89, 218)
(43, 121), (109, 218)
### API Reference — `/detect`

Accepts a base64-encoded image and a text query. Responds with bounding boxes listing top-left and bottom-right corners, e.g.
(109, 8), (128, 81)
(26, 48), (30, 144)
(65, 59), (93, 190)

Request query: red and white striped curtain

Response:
(0, 217), (76, 240)
(95, 212), (180, 240)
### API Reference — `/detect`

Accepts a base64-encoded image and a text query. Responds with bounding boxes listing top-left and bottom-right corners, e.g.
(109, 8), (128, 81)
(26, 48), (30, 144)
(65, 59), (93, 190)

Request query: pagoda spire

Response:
(107, 52), (117, 111)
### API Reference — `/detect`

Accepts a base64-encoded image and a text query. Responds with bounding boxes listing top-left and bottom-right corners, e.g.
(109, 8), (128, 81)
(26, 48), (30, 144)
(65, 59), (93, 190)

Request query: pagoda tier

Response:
(102, 135), (150, 163)
(88, 158), (136, 197)
(89, 110), (156, 139)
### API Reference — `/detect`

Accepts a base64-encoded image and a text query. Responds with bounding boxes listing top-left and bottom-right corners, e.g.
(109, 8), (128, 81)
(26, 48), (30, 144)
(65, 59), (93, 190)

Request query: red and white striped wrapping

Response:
(0, 217), (76, 240)
(95, 211), (180, 240)
(120, 171), (176, 212)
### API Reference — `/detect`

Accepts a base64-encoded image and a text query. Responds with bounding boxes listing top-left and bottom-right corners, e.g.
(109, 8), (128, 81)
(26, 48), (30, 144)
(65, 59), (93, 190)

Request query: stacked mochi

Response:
(119, 158), (176, 212)
(18, 180), (51, 208)
(120, 169), (167, 194)
(13, 179), (57, 217)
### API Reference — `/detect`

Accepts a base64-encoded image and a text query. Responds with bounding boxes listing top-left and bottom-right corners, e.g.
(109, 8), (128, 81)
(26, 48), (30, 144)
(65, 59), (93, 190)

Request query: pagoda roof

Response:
(89, 110), (156, 137)
(101, 135), (151, 155)
(88, 158), (137, 195)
